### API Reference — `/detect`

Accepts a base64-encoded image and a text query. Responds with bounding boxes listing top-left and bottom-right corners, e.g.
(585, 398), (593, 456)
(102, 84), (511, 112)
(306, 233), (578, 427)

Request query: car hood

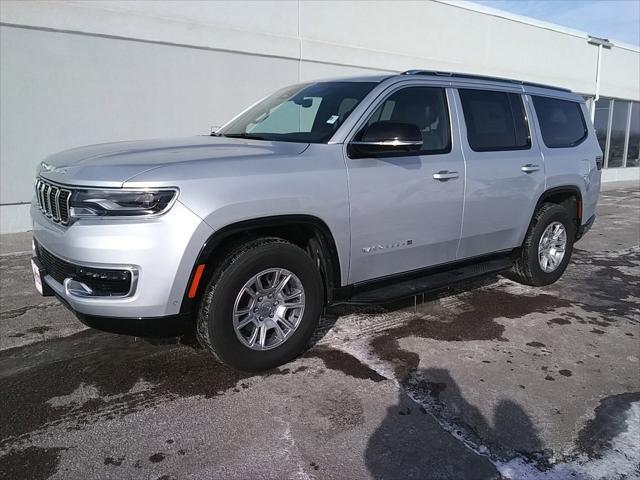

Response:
(37, 136), (309, 187)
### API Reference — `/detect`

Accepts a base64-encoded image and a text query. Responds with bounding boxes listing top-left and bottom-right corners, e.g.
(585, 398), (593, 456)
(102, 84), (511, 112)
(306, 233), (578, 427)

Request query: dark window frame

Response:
(352, 85), (453, 158)
(532, 95), (589, 149)
(458, 88), (532, 153)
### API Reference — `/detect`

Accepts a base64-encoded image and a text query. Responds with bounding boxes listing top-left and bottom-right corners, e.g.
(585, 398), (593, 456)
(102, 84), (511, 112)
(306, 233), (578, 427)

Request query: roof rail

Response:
(400, 70), (572, 93)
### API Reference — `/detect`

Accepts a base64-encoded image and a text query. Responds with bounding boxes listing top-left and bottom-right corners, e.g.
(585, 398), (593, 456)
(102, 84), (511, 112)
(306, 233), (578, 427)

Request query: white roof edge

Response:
(437, 0), (640, 53)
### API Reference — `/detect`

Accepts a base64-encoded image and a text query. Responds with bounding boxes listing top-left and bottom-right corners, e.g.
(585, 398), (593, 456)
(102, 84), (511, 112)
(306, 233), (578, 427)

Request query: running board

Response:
(346, 256), (513, 304)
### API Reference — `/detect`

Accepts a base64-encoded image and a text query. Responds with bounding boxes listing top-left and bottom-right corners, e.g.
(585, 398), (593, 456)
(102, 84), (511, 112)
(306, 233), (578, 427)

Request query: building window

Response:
(627, 102), (640, 167)
(592, 98), (639, 169)
(608, 100), (630, 168)
(593, 98), (610, 158)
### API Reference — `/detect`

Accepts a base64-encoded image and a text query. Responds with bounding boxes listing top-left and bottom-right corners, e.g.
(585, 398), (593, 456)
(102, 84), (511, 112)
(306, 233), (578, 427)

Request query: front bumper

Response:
(31, 200), (213, 328)
(54, 291), (192, 337)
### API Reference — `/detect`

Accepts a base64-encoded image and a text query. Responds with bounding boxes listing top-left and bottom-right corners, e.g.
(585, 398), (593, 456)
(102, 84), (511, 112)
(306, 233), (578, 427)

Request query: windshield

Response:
(218, 81), (378, 143)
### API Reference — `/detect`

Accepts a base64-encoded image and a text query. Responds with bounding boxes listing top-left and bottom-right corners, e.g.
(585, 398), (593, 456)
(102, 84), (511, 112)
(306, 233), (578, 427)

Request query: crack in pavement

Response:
(1, 302), (61, 321)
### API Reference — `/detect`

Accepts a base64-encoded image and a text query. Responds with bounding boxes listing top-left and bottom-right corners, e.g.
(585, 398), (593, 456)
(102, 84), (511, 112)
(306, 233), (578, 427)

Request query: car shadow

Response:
(365, 368), (544, 479)
(307, 275), (502, 349)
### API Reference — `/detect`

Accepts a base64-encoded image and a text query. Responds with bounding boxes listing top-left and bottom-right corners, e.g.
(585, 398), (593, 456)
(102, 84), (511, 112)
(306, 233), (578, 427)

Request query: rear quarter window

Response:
(532, 96), (588, 148)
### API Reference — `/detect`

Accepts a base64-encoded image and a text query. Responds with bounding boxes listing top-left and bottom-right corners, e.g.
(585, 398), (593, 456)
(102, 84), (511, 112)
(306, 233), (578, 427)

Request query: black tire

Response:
(504, 203), (576, 287)
(196, 237), (323, 371)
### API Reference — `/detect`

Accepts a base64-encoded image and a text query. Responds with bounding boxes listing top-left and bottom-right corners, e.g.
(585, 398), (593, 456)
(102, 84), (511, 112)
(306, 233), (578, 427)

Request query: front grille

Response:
(34, 177), (72, 224)
(35, 241), (132, 296)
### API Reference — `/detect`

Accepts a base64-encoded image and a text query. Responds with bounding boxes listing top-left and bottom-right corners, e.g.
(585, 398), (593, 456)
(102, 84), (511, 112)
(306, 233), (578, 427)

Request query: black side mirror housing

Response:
(349, 121), (423, 158)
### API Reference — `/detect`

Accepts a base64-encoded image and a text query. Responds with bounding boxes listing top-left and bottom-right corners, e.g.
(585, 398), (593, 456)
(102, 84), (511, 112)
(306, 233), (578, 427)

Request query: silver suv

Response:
(31, 70), (602, 371)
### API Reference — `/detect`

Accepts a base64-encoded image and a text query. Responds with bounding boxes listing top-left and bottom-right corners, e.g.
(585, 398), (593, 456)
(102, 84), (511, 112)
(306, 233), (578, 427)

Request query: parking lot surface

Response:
(1, 183), (639, 480)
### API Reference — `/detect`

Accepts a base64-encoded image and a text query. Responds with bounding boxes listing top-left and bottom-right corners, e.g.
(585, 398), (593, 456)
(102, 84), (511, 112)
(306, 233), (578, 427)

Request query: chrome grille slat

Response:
(41, 182), (47, 213)
(39, 181), (45, 211)
(34, 180), (39, 209)
(34, 177), (72, 225)
(50, 186), (59, 220)
(38, 180), (46, 211)
(59, 190), (71, 224)
(43, 184), (52, 217)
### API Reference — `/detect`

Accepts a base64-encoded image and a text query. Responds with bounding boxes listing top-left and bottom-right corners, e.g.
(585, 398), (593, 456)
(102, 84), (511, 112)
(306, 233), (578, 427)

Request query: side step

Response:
(346, 256), (513, 304)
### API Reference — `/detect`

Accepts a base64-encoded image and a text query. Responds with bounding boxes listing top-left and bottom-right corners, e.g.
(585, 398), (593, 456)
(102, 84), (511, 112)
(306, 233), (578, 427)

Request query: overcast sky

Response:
(470, 0), (640, 47)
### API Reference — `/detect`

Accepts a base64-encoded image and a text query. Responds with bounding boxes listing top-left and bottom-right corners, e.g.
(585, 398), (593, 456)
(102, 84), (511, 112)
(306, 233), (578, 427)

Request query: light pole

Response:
(587, 35), (613, 121)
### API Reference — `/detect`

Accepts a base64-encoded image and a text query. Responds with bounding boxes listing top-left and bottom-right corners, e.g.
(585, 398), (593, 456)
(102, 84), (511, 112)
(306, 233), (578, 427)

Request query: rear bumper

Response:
(576, 214), (596, 241)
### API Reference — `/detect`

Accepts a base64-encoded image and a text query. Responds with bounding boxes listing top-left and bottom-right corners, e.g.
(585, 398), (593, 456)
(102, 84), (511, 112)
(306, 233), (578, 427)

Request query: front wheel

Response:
(504, 203), (576, 286)
(196, 238), (323, 371)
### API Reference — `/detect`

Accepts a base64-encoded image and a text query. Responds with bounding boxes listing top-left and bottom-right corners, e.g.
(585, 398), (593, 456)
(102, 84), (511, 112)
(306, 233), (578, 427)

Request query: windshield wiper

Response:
(222, 133), (271, 141)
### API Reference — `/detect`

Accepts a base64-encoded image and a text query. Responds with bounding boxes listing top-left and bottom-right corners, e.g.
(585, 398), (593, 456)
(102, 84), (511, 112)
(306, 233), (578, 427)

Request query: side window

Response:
(532, 96), (588, 148)
(459, 89), (531, 152)
(361, 87), (451, 155)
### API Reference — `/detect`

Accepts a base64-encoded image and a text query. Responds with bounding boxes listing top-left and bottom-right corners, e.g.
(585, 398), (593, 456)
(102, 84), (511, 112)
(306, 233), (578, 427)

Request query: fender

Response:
(179, 214), (342, 315)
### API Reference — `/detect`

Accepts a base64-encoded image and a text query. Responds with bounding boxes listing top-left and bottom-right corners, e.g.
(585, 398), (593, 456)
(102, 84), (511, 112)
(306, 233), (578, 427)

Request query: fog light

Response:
(64, 278), (95, 297)
(76, 267), (130, 283)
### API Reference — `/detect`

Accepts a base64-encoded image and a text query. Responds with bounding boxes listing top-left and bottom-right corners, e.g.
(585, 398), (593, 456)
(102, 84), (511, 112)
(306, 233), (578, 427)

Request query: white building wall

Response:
(1, 0), (639, 233)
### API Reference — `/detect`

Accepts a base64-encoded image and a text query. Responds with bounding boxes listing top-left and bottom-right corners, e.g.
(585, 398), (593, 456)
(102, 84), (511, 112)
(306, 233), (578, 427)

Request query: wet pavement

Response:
(1, 183), (639, 480)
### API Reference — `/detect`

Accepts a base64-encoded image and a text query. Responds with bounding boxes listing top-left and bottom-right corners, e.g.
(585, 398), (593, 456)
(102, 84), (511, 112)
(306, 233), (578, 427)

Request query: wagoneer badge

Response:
(362, 239), (413, 253)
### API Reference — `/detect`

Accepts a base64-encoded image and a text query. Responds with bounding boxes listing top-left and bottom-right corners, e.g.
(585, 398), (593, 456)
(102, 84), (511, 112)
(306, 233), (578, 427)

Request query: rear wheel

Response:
(196, 238), (323, 371)
(505, 203), (576, 286)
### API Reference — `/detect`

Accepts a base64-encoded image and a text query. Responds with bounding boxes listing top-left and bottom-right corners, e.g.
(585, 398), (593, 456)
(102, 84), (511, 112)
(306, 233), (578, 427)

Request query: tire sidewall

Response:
(204, 242), (323, 371)
(528, 206), (575, 285)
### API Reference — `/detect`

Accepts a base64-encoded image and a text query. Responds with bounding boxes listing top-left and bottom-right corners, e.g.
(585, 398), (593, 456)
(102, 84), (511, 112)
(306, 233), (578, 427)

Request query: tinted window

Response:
(361, 87), (451, 154)
(219, 81), (377, 143)
(459, 89), (530, 152)
(532, 96), (588, 148)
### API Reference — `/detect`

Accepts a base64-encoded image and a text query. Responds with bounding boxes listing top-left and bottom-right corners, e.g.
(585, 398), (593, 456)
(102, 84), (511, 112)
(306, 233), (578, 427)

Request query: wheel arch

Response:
(534, 185), (583, 226)
(180, 214), (342, 314)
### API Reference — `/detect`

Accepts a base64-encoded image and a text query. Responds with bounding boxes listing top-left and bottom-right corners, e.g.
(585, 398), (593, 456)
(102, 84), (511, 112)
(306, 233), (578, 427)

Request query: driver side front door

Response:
(345, 86), (465, 284)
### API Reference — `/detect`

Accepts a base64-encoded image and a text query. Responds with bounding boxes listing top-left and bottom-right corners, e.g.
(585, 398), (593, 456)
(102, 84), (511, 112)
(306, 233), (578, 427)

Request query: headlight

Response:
(69, 188), (178, 218)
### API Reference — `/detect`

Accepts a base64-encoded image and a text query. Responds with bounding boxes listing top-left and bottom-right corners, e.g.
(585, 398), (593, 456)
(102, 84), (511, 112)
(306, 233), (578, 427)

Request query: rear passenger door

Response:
(455, 87), (545, 259)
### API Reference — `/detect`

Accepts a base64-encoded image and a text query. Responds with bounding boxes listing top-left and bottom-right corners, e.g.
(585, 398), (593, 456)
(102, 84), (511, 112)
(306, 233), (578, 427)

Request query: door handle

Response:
(433, 171), (459, 181)
(521, 164), (540, 173)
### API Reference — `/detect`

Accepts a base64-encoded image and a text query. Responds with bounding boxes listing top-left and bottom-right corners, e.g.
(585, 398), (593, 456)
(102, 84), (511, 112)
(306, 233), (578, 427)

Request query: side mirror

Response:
(349, 121), (423, 158)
